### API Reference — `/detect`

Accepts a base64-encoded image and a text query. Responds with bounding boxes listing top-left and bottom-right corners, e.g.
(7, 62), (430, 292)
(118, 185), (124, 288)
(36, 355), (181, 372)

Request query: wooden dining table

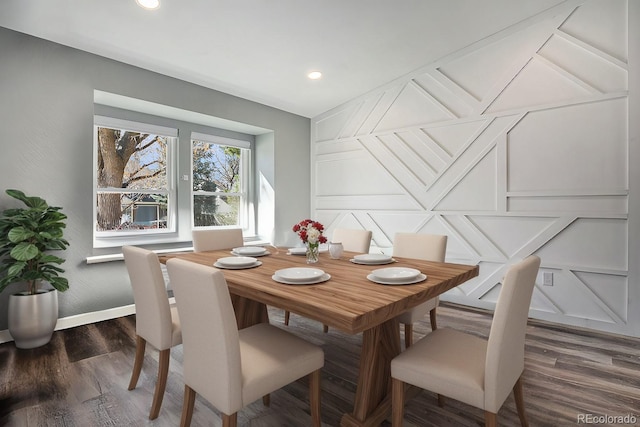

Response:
(160, 247), (479, 427)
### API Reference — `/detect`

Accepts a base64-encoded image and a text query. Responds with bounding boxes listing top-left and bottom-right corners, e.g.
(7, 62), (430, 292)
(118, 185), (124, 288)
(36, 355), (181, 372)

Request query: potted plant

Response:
(0, 189), (69, 348)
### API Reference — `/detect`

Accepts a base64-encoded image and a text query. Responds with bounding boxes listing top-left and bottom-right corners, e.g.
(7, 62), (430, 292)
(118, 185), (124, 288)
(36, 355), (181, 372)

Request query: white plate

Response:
(272, 273), (331, 285)
(287, 247), (308, 255)
(214, 261), (262, 270)
(216, 256), (258, 267)
(367, 273), (427, 285)
(350, 254), (396, 265)
(274, 267), (325, 282)
(370, 267), (421, 282)
(232, 246), (269, 256)
(354, 253), (392, 262)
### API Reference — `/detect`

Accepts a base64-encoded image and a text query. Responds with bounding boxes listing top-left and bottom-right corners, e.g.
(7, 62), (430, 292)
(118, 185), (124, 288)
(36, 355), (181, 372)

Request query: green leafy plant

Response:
(0, 189), (70, 295)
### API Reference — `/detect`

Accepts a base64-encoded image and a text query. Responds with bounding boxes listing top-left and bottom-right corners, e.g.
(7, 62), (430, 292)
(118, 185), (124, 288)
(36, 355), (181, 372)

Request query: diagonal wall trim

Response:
(476, 8), (577, 115)
(379, 133), (435, 185)
(553, 29), (629, 70)
(567, 269), (625, 324)
(425, 118), (498, 206)
(443, 214), (491, 260)
(414, 128), (454, 164)
(407, 79), (458, 119)
(430, 116), (520, 211)
(336, 100), (366, 141)
(352, 93), (387, 137)
(466, 263), (506, 300)
(531, 283), (565, 315)
(515, 216), (578, 260)
(431, 68), (482, 105)
(312, 0), (634, 336)
(369, 86), (405, 133)
(358, 135), (430, 209)
(477, 56), (537, 115)
(319, 92), (628, 148)
(534, 54), (602, 94)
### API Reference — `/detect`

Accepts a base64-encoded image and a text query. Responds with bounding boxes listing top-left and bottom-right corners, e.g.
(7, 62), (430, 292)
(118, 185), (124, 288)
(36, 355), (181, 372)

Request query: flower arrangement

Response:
(292, 219), (327, 245)
(293, 219), (327, 263)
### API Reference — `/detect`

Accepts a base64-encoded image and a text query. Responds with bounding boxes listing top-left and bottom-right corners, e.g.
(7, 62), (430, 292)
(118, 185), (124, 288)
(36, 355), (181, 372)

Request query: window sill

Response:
(86, 247), (194, 264)
(85, 239), (271, 264)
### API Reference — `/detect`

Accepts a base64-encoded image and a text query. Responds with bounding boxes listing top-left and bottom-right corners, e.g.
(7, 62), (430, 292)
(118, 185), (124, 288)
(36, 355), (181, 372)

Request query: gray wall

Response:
(0, 27), (311, 330)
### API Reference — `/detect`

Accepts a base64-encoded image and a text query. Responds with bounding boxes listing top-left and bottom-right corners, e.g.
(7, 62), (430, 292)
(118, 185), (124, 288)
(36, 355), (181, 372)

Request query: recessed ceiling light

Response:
(136, 0), (159, 9)
(308, 71), (322, 80)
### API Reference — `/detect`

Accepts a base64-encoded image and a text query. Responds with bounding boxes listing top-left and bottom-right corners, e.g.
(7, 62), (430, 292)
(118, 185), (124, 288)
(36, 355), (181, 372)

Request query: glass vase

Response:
(306, 242), (319, 264)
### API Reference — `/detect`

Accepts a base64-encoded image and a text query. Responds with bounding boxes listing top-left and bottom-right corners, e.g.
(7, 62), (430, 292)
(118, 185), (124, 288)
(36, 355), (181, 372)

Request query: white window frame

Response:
(190, 132), (252, 231)
(93, 116), (178, 248)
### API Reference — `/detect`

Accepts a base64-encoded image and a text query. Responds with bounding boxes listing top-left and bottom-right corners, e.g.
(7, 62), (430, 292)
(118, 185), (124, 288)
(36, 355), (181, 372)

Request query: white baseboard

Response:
(0, 303), (137, 345)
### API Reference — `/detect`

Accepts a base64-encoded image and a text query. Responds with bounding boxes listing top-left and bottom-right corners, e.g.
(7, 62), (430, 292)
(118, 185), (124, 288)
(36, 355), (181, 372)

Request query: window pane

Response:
(124, 137), (168, 189)
(192, 141), (241, 193)
(192, 138), (246, 228)
(193, 194), (240, 227)
(96, 192), (168, 231)
(96, 124), (171, 233)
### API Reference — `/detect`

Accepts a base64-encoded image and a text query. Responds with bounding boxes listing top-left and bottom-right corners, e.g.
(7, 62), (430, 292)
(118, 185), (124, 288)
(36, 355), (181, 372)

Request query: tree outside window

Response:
(95, 123), (173, 233)
(192, 138), (246, 227)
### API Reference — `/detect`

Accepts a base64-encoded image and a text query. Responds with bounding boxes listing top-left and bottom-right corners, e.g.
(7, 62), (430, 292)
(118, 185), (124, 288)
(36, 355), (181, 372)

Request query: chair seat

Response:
(396, 297), (438, 324)
(391, 328), (487, 409)
(239, 323), (324, 406)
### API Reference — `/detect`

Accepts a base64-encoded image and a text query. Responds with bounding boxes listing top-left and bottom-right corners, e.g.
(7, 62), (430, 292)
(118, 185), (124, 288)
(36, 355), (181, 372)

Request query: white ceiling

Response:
(0, 0), (567, 118)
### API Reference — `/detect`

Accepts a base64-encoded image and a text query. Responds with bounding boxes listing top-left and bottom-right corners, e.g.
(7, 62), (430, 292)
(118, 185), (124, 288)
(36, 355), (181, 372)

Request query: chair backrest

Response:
(192, 228), (243, 252)
(331, 228), (372, 253)
(484, 255), (541, 412)
(122, 245), (173, 349)
(392, 233), (447, 262)
(166, 258), (243, 414)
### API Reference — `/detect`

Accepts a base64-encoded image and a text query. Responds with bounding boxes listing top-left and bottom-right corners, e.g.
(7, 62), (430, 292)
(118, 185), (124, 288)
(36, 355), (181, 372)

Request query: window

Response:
(92, 103), (259, 250)
(94, 116), (177, 244)
(191, 132), (250, 229)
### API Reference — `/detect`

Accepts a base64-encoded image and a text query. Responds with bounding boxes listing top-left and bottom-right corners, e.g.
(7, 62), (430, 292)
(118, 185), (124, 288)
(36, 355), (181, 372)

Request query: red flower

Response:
(293, 219), (326, 244)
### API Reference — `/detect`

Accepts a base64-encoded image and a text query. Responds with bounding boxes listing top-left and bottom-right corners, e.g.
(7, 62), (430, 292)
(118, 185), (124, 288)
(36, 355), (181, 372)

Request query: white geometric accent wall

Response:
(311, 0), (634, 335)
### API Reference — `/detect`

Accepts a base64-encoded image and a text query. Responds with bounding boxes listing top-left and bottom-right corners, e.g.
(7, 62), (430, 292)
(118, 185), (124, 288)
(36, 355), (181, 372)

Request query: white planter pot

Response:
(8, 289), (59, 349)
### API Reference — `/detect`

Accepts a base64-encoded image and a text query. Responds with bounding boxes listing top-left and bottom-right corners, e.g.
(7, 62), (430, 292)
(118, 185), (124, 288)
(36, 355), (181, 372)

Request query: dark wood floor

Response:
(1, 303), (639, 426)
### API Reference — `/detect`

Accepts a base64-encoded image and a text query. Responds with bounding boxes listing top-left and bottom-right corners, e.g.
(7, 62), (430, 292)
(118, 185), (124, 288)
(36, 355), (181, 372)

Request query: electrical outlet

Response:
(543, 271), (553, 286)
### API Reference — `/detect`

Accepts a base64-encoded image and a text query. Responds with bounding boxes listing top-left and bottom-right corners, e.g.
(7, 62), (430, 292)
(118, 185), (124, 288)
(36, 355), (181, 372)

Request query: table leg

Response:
(341, 318), (401, 427)
(231, 295), (269, 329)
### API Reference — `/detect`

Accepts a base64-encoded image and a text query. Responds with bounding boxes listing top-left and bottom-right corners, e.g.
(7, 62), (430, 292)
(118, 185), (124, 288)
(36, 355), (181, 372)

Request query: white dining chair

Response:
(391, 255), (541, 427)
(330, 228), (373, 253)
(192, 227), (243, 252)
(392, 233), (447, 348)
(166, 258), (324, 427)
(284, 228), (373, 332)
(122, 245), (182, 420)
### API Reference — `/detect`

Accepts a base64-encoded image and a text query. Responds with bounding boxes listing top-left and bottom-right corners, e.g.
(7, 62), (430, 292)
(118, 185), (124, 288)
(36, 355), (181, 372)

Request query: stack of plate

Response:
(272, 267), (331, 285)
(231, 246), (270, 257)
(287, 247), (308, 256)
(367, 267), (426, 285)
(350, 253), (395, 265)
(214, 256), (261, 269)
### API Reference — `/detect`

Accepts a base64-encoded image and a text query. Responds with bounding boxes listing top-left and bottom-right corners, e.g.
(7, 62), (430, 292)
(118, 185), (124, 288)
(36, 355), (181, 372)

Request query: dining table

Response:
(160, 247), (479, 427)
